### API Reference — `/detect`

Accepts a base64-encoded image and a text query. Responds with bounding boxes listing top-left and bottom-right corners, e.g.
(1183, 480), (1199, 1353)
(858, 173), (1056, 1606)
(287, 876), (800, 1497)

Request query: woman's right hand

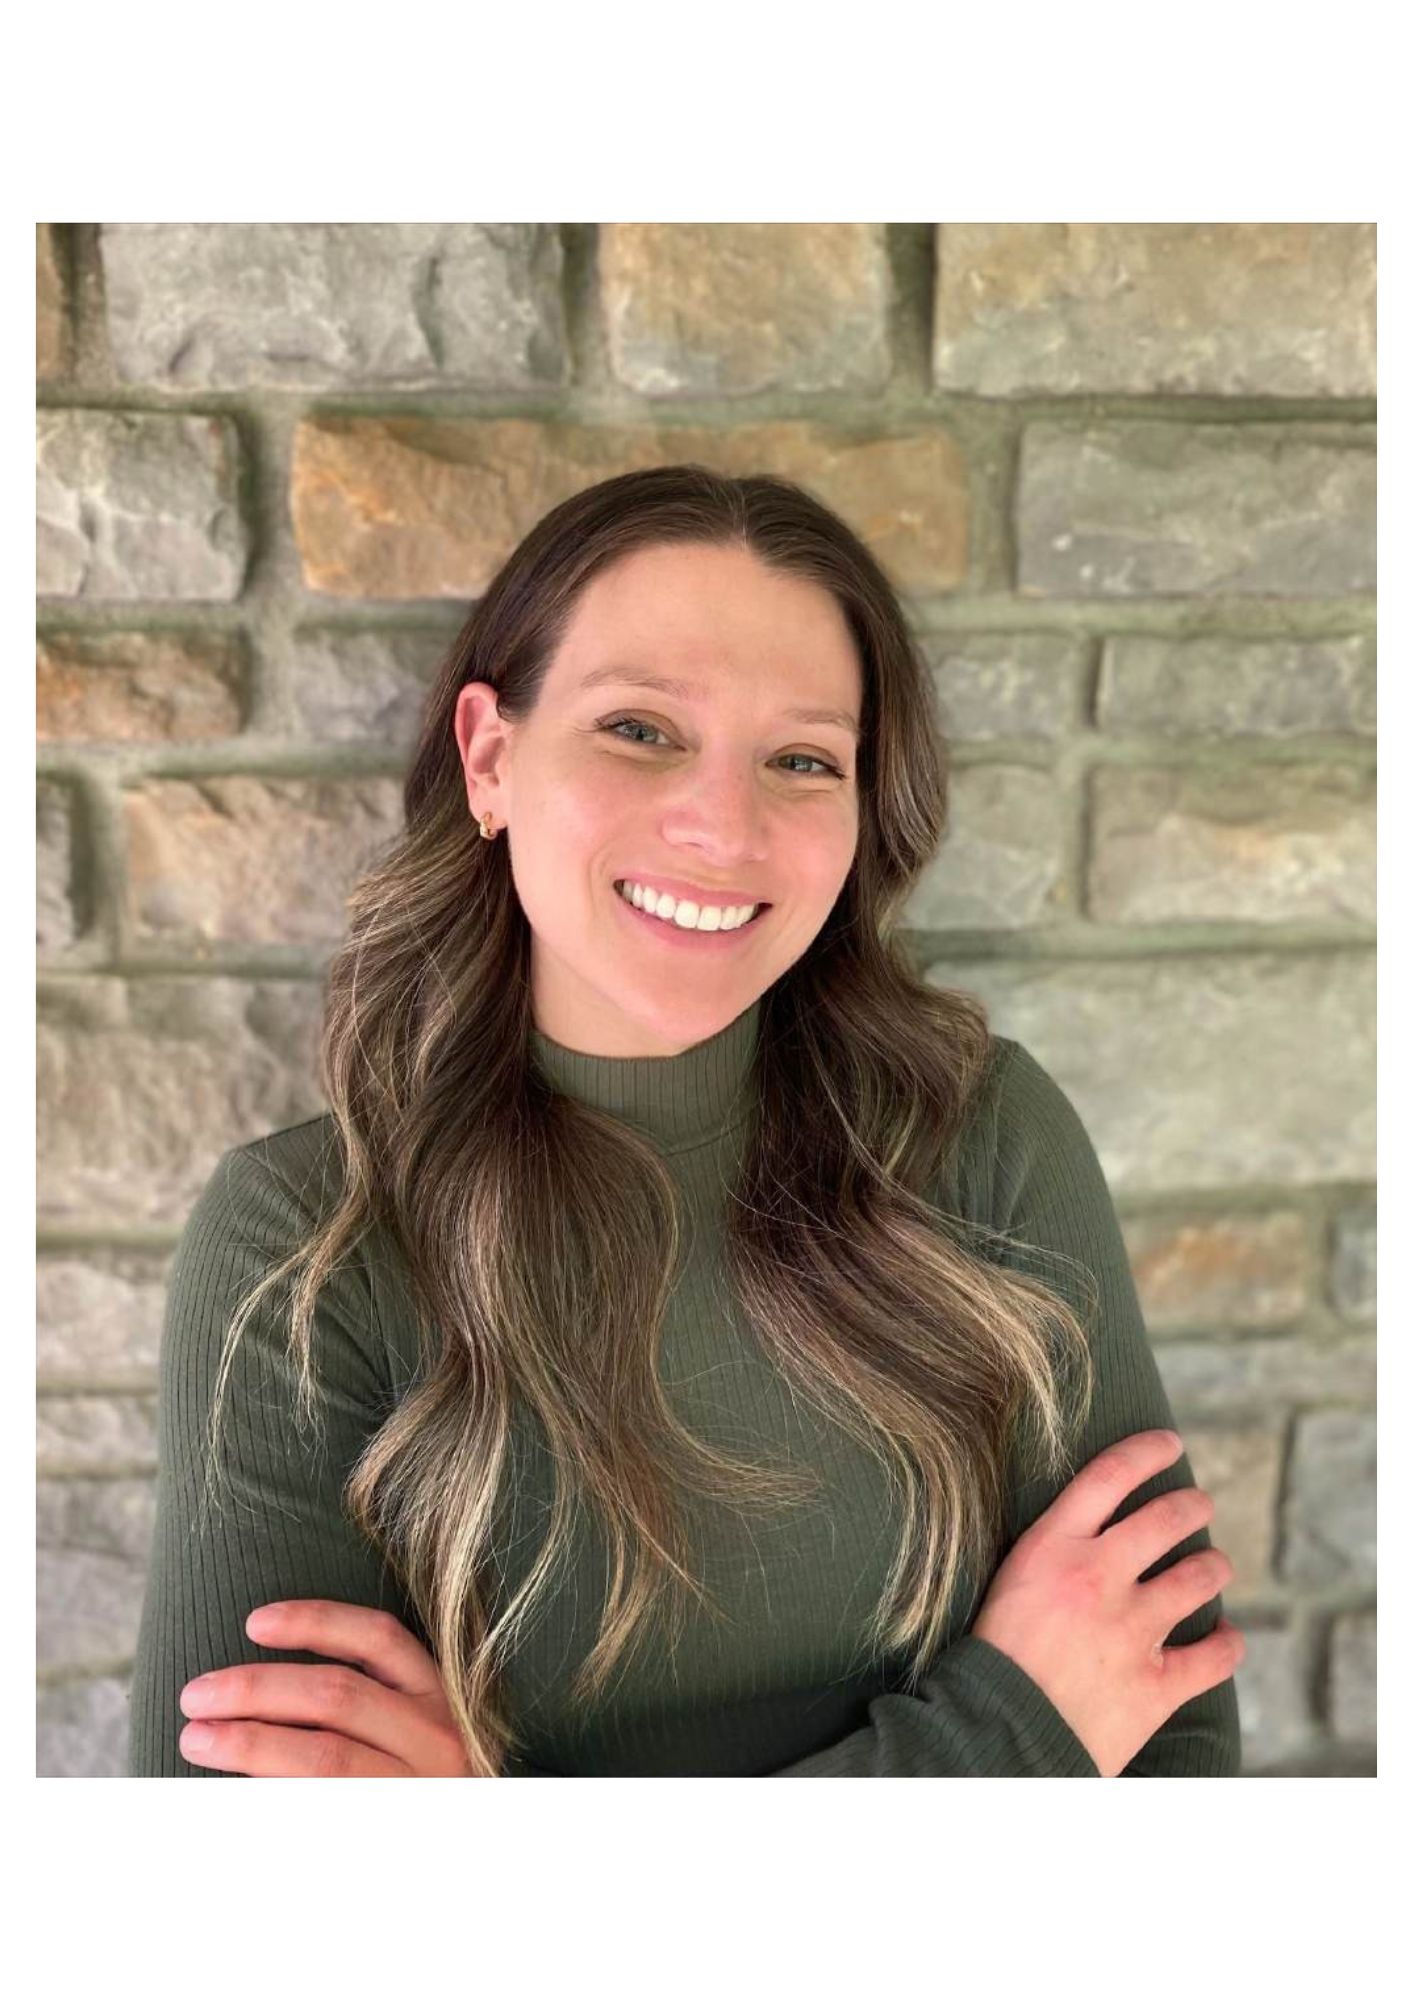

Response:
(970, 1428), (1246, 1778)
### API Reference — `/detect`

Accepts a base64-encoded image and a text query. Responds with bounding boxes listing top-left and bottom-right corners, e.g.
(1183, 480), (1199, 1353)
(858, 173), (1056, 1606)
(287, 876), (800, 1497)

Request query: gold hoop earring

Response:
(479, 811), (499, 841)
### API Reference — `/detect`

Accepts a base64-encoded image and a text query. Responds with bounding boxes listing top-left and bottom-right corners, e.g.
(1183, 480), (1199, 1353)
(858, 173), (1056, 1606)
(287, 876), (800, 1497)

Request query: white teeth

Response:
(616, 881), (760, 932)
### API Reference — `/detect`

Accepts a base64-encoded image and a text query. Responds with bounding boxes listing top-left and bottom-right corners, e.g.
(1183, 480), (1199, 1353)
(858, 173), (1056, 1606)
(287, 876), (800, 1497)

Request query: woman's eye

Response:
(597, 716), (844, 779)
(601, 715), (668, 748)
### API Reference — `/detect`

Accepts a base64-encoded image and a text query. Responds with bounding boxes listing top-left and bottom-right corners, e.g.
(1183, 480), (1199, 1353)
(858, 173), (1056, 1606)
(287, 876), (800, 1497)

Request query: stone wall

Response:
(36, 222), (1376, 1776)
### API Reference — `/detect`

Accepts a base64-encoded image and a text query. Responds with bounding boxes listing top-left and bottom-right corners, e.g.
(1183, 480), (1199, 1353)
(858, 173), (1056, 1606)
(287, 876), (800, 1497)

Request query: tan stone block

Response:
(602, 224), (890, 395)
(1182, 1424), (1282, 1601)
(934, 224), (1375, 396)
(37, 975), (326, 1226)
(37, 224), (73, 381)
(1121, 1210), (1315, 1332)
(290, 417), (968, 601)
(123, 773), (405, 947)
(37, 630), (247, 741)
(1088, 764), (1375, 925)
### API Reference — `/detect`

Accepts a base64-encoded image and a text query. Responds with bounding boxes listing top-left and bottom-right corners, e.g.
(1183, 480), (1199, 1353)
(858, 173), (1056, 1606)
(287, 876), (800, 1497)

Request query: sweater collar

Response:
(528, 996), (762, 1155)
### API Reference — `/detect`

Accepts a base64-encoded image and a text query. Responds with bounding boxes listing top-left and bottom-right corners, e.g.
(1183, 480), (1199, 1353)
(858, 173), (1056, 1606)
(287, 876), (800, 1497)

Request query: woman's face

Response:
(453, 540), (863, 1057)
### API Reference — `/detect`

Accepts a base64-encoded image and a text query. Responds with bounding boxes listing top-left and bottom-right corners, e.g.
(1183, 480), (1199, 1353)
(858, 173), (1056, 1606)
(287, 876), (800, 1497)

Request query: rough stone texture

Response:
(1087, 763), (1375, 926)
(37, 976), (325, 1226)
(1120, 1210), (1314, 1332)
(37, 410), (249, 601)
(37, 224), (72, 381)
(1182, 1423), (1282, 1603)
(37, 629), (248, 741)
(1233, 1618), (1316, 1771)
(36, 1676), (132, 1777)
(37, 1396), (158, 1475)
(907, 767), (1068, 930)
(933, 224), (1376, 397)
(1096, 635), (1376, 739)
(37, 777), (82, 957)
(1329, 1204), (1376, 1321)
(1281, 1410), (1376, 1587)
(601, 224), (890, 397)
(38, 1476), (157, 1563)
(922, 951), (1373, 1193)
(285, 627), (447, 747)
(36, 1477), (155, 1683)
(1153, 1336), (1375, 1418)
(100, 222), (568, 390)
(1327, 1609), (1376, 1742)
(1016, 422), (1375, 599)
(290, 418), (968, 600)
(922, 633), (1084, 741)
(38, 1544), (147, 1669)
(37, 1248), (173, 1382)
(123, 775), (406, 947)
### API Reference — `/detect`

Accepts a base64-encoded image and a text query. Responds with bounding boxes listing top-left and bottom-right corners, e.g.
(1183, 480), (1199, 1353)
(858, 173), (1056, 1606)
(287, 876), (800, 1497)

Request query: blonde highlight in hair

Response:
(198, 465), (1095, 1776)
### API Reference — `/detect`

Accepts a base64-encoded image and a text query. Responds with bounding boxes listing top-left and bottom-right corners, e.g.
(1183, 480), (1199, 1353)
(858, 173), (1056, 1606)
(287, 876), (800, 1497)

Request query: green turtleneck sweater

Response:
(128, 997), (1241, 1777)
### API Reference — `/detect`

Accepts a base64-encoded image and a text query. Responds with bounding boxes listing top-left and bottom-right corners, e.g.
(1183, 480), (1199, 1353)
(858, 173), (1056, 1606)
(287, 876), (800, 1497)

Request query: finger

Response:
(1038, 1431), (1186, 1542)
(1139, 1547), (1234, 1634)
(244, 1599), (442, 1697)
(179, 1716), (407, 1778)
(1155, 1616), (1247, 1711)
(1102, 1483), (1215, 1578)
(180, 1662), (455, 1771)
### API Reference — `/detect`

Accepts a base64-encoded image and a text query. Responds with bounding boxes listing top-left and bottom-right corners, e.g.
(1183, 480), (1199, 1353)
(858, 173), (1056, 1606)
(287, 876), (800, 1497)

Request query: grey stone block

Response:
(1017, 422), (1375, 599)
(924, 633), (1085, 743)
(1155, 1337), (1375, 1418)
(1232, 1618), (1317, 1771)
(1327, 1610), (1376, 1741)
(37, 1248), (172, 1381)
(1330, 1205), (1376, 1321)
(1096, 635), (1375, 739)
(909, 767), (1069, 930)
(922, 951), (1374, 1193)
(37, 409), (248, 601)
(100, 222), (568, 390)
(1281, 1411), (1376, 1587)
(37, 777), (82, 956)
(37, 1676), (132, 1776)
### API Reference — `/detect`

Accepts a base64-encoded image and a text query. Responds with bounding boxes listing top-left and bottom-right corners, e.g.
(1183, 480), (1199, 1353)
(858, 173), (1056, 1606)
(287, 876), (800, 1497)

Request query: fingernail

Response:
(180, 1681), (215, 1714)
(181, 1723), (214, 1754)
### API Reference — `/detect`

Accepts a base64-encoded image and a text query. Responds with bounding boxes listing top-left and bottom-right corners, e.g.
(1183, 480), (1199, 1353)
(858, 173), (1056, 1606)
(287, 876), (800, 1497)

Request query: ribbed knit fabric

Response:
(127, 996), (1241, 1777)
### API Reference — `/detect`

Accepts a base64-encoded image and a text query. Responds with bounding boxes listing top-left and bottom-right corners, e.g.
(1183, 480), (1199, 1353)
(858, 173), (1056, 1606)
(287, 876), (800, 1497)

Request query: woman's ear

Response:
(454, 682), (513, 825)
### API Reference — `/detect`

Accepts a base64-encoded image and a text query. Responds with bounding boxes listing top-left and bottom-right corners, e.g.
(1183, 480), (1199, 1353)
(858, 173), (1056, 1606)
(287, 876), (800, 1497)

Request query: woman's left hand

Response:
(177, 1599), (481, 1777)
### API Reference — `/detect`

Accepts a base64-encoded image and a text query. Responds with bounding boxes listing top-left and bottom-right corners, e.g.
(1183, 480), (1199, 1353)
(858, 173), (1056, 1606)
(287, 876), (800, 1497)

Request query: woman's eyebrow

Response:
(575, 665), (859, 739)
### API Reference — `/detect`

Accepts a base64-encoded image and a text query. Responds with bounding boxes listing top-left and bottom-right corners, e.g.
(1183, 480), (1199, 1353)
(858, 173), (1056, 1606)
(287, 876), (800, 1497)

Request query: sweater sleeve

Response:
(768, 1039), (1242, 1778)
(126, 1135), (424, 1776)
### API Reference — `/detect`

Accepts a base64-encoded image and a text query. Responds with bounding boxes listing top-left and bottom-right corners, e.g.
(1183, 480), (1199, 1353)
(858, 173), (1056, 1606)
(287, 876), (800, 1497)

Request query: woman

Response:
(128, 465), (1244, 1778)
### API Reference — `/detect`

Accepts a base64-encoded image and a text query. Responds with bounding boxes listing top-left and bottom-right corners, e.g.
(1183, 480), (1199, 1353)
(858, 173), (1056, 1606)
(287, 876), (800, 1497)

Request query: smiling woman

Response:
(128, 463), (1241, 1779)
(449, 536), (864, 1056)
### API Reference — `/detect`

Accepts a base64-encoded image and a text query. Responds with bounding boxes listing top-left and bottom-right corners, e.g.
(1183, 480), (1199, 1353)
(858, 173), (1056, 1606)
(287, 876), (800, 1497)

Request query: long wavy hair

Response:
(199, 464), (1096, 1777)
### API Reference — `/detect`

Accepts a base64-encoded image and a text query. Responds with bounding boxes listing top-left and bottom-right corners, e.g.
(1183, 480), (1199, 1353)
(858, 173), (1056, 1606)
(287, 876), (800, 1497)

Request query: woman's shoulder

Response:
(942, 1032), (1092, 1229)
(188, 1112), (347, 1241)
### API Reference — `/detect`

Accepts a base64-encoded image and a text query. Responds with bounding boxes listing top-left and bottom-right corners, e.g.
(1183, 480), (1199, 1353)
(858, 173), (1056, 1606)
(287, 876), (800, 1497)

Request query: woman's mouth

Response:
(612, 880), (771, 950)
